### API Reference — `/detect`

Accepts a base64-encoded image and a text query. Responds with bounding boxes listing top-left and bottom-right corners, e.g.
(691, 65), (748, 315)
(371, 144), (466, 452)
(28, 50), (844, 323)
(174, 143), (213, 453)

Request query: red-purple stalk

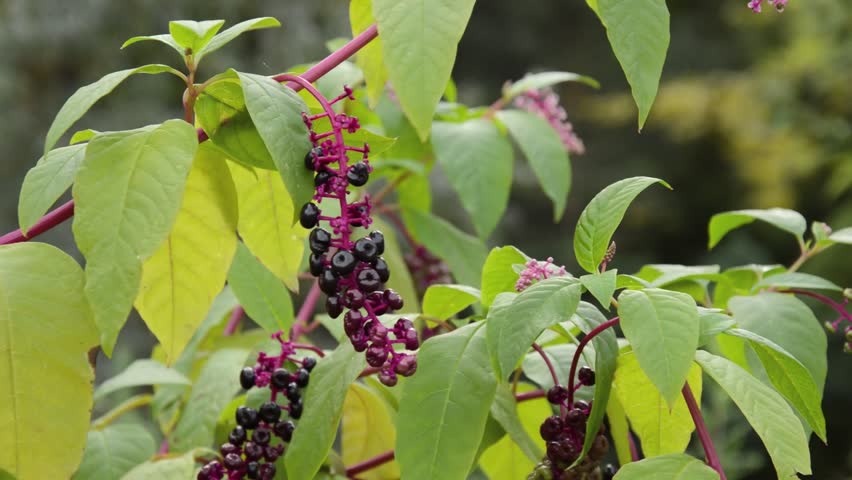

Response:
(222, 305), (245, 336)
(291, 281), (323, 340)
(683, 384), (727, 479)
(345, 449), (395, 477)
(566, 317), (620, 406)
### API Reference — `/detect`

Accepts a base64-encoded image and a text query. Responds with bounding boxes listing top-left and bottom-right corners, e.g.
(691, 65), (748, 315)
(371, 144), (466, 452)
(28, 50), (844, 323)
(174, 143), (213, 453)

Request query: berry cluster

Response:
(530, 367), (616, 480)
(747, 0), (787, 13)
(299, 85), (418, 386)
(198, 336), (315, 479)
(513, 88), (585, 155)
(404, 245), (453, 296)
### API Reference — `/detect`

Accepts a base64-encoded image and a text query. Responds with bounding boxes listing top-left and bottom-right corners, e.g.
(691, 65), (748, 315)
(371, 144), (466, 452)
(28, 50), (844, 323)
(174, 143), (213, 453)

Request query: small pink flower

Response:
(515, 257), (568, 292)
(514, 89), (585, 155)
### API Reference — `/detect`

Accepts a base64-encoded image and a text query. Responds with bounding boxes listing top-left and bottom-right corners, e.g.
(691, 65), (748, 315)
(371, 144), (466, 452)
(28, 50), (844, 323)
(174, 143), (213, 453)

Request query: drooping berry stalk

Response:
(784, 289), (852, 353)
(279, 74), (418, 387)
(683, 383), (727, 480)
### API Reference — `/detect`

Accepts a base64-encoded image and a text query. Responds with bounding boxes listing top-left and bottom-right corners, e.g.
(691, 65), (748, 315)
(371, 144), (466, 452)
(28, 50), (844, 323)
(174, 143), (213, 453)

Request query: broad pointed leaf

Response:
(754, 272), (841, 292)
(227, 242), (294, 334)
(404, 208), (487, 288)
(341, 383), (400, 480)
(422, 284), (480, 321)
(93, 359), (190, 402)
(168, 20), (224, 54)
(503, 72), (600, 100)
(613, 453), (719, 480)
(708, 208), (807, 249)
(350, 0), (388, 107)
(196, 18), (281, 64)
(480, 246), (527, 309)
(122, 451), (198, 480)
(18, 144), (86, 234)
(72, 424), (156, 480)
(580, 269), (618, 310)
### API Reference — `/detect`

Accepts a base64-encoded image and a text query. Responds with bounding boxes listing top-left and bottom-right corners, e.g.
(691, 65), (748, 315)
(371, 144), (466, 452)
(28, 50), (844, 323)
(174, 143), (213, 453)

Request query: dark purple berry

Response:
(309, 253), (325, 277)
(366, 345), (389, 367)
(286, 382), (301, 402)
(302, 357), (317, 372)
(578, 366), (595, 386)
(574, 400), (590, 413)
(369, 231), (385, 255)
(252, 427), (271, 446)
(379, 370), (398, 386)
(197, 463), (213, 480)
(353, 237), (378, 263)
(374, 258), (390, 282)
(309, 228), (332, 254)
(319, 267), (339, 295)
(540, 415), (563, 441)
(344, 289), (366, 309)
(314, 170), (332, 187)
(547, 385), (570, 405)
(289, 398), (304, 419)
(223, 453), (244, 470)
(294, 368), (310, 388)
(239, 367), (256, 390)
(384, 289), (404, 310)
(395, 354), (418, 376)
(566, 408), (586, 427)
(259, 401), (282, 423)
(346, 162), (369, 186)
(357, 268), (382, 292)
(264, 445), (283, 462)
(271, 368), (291, 390)
(331, 250), (357, 275)
(220, 442), (239, 456)
(259, 463), (276, 480)
(244, 442), (263, 461)
(300, 202), (321, 229)
(304, 146), (323, 170)
(351, 332), (369, 352)
(603, 464), (617, 480)
(236, 406), (260, 429)
(367, 292), (388, 315)
(273, 420), (296, 442)
(326, 295), (343, 318)
(344, 310), (364, 336)
(246, 462), (260, 479)
(229, 426), (247, 445)
(404, 328), (420, 350)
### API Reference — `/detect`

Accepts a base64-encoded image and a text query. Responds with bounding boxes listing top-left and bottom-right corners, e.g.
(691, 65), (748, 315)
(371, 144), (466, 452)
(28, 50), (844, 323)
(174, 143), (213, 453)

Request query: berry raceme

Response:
(199, 336), (316, 480)
(405, 245), (452, 297)
(298, 84), (418, 387)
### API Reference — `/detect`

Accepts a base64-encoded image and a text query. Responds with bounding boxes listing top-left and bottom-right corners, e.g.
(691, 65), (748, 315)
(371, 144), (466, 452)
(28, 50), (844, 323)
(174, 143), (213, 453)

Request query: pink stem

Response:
(345, 449), (395, 477)
(0, 199), (75, 245)
(515, 389), (546, 402)
(532, 342), (564, 416)
(628, 431), (640, 462)
(784, 289), (852, 322)
(290, 281), (322, 340)
(683, 383), (727, 479)
(566, 317), (620, 406)
(222, 306), (245, 336)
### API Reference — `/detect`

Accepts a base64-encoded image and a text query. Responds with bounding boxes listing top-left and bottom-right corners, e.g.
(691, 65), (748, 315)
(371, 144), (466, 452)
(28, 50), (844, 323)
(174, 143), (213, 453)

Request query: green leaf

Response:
(72, 424), (156, 480)
(754, 272), (841, 292)
(503, 71), (600, 100)
(396, 323), (496, 480)
(613, 353), (701, 457)
(373, 0), (476, 139)
(635, 264), (720, 287)
(285, 343), (366, 480)
(93, 359), (190, 402)
(488, 384), (544, 464)
(69, 129), (100, 145)
(227, 163), (307, 292)
(44, 65), (184, 155)
(236, 71), (314, 219)
(350, 0), (387, 108)
(121, 34), (183, 54)
(169, 349), (248, 452)
(196, 17), (281, 63)
(431, 120), (513, 238)
(580, 269), (618, 310)
(708, 208), (807, 249)
(723, 328), (826, 442)
(404, 208), (488, 288)
(372, 217), (421, 312)
(134, 144), (239, 363)
(481, 384), (550, 479)
(570, 301), (619, 466)
(422, 284), (480, 321)
(695, 350), (812, 478)
(595, 0), (670, 130)
(18, 143), (86, 234)
(617, 288), (699, 404)
(496, 110), (571, 221)
(487, 277), (582, 379)
(121, 451), (198, 480)
(828, 226), (852, 244)
(0, 243), (98, 479)
(697, 308), (735, 347)
(73, 120), (198, 355)
(341, 384), (400, 480)
(480, 246), (527, 309)
(522, 344), (578, 392)
(606, 392), (633, 467)
(574, 177), (670, 273)
(227, 242), (295, 334)
(613, 453), (720, 480)
(168, 20), (224, 54)
(728, 293), (827, 394)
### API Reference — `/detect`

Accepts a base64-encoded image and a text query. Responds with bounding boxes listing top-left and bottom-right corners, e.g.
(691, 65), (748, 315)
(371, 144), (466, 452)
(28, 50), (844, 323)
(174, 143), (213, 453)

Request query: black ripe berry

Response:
(309, 228), (332, 254)
(289, 398), (304, 419)
(271, 368), (291, 390)
(578, 366), (596, 386)
(539, 415), (564, 441)
(331, 250), (357, 275)
(244, 442), (263, 461)
(347, 162), (370, 186)
(235, 406), (260, 429)
(302, 357), (317, 372)
(259, 463), (277, 480)
(309, 253), (325, 277)
(344, 289), (365, 309)
(229, 426), (247, 445)
(326, 295), (343, 318)
(259, 401), (282, 423)
(314, 170), (332, 187)
(369, 231), (385, 255)
(374, 258), (391, 282)
(304, 146), (323, 170)
(239, 367), (256, 390)
(565, 408), (586, 427)
(357, 268), (382, 292)
(247, 462), (260, 479)
(295, 368), (310, 388)
(546, 385), (570, 405)
(319, 267), (339, 295)
(286, 382), (301, 402)
(353, 237), (378, 263)
(252, 427), (272, 446)
(273, 420), (296, 442)
(220, 442), (239, 456)
(223, 453), (244, 471)
(299, 202), (321, 229)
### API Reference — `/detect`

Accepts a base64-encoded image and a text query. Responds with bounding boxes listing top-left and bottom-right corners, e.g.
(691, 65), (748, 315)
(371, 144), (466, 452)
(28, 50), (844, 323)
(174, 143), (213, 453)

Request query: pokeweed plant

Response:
(0, 1), (849, 480)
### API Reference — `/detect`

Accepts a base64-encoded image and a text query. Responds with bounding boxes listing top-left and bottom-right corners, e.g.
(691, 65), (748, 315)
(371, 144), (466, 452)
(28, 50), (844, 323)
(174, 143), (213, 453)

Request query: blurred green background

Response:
(1, 0), (849, 478)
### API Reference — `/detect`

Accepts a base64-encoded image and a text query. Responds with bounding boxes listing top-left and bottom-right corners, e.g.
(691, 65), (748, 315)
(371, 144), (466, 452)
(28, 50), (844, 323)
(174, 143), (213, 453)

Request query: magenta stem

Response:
(532, 342), (564, 416)
(683, 383), (727, 479)
(784, 289), (852, 322)
(566, 317), (620, 406)
(291, 281), (322, 340)
(345, 449), (395, 477)
(292, 342), (325, 358)
(627, 431), (640, 462)
(515, 389), (546, 402)
(1, 24), (381, 245)
(222, 306), (245, 336)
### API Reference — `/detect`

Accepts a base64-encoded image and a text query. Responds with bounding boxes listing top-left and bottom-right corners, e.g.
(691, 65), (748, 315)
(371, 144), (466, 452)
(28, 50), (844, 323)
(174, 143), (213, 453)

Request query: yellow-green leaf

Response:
(135, 144), (238, 364)
(227, 162), (307, 291)
(350, 0), (388, 108)
(342, 383), (400, 479)
(0, 243), (98, 479)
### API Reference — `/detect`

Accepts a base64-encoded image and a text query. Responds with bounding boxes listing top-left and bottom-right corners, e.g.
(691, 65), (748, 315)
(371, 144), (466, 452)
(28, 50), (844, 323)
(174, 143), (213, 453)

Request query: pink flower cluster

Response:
(747, 0), (788, 12)
(516, 257), (568, 292)
(514, 89), (585, 155)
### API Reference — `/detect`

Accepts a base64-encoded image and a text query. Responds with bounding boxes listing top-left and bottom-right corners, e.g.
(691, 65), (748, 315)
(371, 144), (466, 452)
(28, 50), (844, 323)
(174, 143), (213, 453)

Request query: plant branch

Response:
(0, 199), (75, 245)
(91, 394), (153, 430)
(223, 305), (245, 336)
(531, 342), (561, 413)
(785, 289), (852, 322)
(567, 317), (620, 406)
(291, 281), (322, 340)
(345, 449), (395, 478)
(683, 383), (727, 479)
(515, 389), (546, 402)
